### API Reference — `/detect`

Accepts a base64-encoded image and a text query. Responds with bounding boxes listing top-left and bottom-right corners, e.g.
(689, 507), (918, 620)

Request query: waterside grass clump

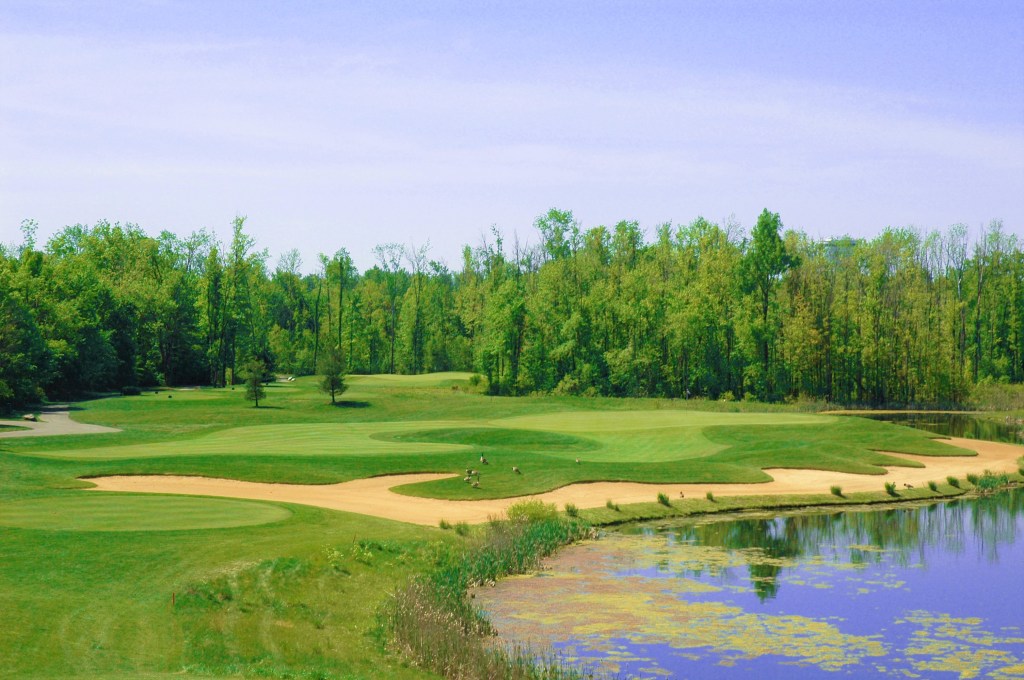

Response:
(830, 485), (843, 497)
(884, 481), (899, 497)
(378, 504), (592, 679)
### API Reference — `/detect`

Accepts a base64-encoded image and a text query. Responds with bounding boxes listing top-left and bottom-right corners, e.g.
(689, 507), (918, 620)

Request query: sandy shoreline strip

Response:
(86, 437), (1023, 526)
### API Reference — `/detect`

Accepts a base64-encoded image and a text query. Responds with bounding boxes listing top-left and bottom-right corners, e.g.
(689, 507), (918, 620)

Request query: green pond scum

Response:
(477, 490), (1024, 679)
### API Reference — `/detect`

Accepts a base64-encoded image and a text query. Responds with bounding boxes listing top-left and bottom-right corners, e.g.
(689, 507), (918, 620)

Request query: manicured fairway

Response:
(0, 494), (291, 531)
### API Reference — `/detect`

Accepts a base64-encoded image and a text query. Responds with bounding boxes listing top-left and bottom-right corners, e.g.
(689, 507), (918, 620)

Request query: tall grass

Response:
(378, 508), (592, 679)
(884, 481), (898, 496)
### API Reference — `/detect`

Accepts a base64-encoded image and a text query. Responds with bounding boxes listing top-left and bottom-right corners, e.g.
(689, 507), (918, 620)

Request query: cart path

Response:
(0, 406), (120, 438)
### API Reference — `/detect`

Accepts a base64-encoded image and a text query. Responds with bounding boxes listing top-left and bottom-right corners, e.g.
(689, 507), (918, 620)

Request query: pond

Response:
(479, 492), (1024, 678)
(860, 412), (1024, 445)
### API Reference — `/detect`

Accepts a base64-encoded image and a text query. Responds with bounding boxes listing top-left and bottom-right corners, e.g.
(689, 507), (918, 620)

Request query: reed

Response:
(378, 512), (591, 679)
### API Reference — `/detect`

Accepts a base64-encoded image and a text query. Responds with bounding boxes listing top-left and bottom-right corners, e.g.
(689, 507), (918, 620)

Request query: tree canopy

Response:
(1, 211), (1021, 410)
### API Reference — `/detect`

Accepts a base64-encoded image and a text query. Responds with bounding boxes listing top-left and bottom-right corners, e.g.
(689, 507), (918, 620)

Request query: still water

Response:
(860, 412), (1024, 445)
(480, 492), (1024, 678)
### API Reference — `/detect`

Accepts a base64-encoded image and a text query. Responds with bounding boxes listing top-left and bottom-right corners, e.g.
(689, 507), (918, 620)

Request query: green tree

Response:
(243, 359), (267, 407)
(319, 349), (347, 404)
(742, 209), (797, 399)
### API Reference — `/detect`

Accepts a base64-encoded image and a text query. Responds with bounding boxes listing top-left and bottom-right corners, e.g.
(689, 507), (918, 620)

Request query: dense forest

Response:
(1, 210), (1021, 409)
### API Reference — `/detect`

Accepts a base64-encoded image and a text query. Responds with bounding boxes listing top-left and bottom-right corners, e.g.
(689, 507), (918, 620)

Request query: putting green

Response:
(0, 494), (292, 531)
(492, 411), (836, 462)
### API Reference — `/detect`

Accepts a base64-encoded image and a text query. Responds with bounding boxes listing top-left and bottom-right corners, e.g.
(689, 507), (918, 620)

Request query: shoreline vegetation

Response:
(384, 479), (1023, 680)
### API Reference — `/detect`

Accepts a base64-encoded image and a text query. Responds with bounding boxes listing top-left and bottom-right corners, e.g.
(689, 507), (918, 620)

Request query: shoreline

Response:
(85, 436), (1024, 526)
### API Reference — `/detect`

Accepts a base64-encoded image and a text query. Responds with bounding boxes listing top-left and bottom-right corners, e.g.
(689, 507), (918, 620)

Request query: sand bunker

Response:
(86, 437), (1023, 526)
(0, 406), (120, 438)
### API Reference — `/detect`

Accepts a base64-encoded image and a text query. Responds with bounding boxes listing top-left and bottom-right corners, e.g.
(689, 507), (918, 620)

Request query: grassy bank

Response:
(379, 502), (591, 679)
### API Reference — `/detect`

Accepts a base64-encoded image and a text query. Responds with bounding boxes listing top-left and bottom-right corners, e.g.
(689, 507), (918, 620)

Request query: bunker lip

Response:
(84, 437), (1023, 527)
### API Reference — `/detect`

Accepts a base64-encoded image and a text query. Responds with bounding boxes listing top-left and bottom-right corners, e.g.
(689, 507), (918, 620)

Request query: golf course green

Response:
(1, 373), (1018, 679)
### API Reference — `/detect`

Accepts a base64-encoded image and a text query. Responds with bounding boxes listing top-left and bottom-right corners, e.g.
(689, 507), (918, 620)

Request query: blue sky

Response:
(2, 1), (1022, 270)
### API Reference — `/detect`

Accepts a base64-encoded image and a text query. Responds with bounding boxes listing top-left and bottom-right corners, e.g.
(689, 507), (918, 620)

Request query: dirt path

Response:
(0, 406), (120, 438)
(85, 437), (1023, 526)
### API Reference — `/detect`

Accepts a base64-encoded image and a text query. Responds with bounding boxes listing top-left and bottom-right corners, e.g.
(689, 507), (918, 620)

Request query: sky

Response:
(2, 0), (1022, 271)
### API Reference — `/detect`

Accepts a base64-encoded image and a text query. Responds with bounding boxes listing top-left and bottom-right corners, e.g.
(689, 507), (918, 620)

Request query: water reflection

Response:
(861, 412), (1024, 444)
(479, 489), (1024, 679)
(629, 489), (1024, 602)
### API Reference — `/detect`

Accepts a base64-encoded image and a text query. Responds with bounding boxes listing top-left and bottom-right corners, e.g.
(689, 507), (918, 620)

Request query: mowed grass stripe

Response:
(0, 494), (291, 531)
(25, 421), (474, 460)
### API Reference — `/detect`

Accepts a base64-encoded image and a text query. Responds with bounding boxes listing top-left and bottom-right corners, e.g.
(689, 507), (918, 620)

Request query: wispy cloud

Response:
(1, 18), (1021, 267)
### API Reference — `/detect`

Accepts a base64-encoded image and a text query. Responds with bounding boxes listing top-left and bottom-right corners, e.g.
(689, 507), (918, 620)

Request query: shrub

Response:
(605, 499), (620, 512)
(830, 485), (843, 497)
(884, 481), (898, 496)
(379, 515), (590, 679)
(506, 499), (558, 524)
(454, 522), (470, 536)
(927, 480), (938, 492)
(438, 518), (452, 530)
(657, 492), (671, 507)
(975, 470), (1010, 495)
(966, 473), (980, 486)
(468, 373), (482, 387)
(563, 503), (579, 518)
(706, 491), (715, 502)
(946, 476), (960, 488)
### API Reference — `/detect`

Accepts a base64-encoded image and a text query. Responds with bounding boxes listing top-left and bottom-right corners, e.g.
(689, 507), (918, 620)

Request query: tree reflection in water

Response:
(634, 488), (1022, 601)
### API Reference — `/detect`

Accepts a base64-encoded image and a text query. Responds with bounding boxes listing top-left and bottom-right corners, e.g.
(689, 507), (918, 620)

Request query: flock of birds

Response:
(461, 455), (582, 489)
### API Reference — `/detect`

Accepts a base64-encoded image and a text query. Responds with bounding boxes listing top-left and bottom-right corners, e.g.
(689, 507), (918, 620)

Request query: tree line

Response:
(1, 210), (1021, 409)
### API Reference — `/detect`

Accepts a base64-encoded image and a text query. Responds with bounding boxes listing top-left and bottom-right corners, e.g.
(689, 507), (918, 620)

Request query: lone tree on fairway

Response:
(244, 359), (267, 407)
(319, 349), (348, 404)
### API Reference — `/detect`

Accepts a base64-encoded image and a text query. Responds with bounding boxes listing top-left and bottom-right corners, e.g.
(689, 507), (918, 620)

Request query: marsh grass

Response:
(966, 472), (980, 486)
(830, 485), (843, 497)
(975, 470), (1010, 495)
(947, 475), (961, 488)
(564, 502), (579, 518)
(884, 481), (898, 496)
(928, 480), (939, 492)
(378, 513), (591, 679)
(706, 491), (715, 502)
(657, 492), (671, 507)
(606, 499), (620, 511)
